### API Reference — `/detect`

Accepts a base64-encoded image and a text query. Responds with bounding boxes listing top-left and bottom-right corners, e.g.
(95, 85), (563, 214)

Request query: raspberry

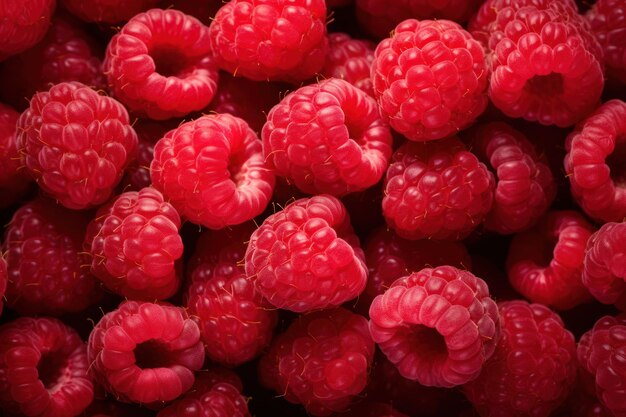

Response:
(506, 210), (594, 310)
(104, 8), (218, 120)
(463, 300), (577, 417)
(208, 0), (328, 82)
(151, 113), (275, 229)
(16, 82), (138, 209)
(84, 187), (183, 301)
(62, 0), (158, 23)
(0, 256), (6, 315)
(87, 300), (205, 405)
(0, 0), (56, 60)
(368, 266), (500, 387)
(467, 122), (556, 234)
(0, 102), (30, 207)
(321, 33), (376, 97)
(382, 138), (495, 241)
(332, 403), (408, 417)
(262, 78), (392, 196)
(559, 369), (614, 417)
(564, 100), (626, 222)
(586, 0), (626, 83)
(259, 308), (375, 416)
(244, 194), (367, 312)
(371, 19), (489, 141)
(3, 197), (102, 315)
(158, 0), (222, 25)
(0, 317), (94, 417)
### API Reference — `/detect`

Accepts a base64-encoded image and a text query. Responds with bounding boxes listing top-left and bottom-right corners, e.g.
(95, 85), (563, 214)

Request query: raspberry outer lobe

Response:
(0, 0), (56, 60)
(321, 33), (376, 97)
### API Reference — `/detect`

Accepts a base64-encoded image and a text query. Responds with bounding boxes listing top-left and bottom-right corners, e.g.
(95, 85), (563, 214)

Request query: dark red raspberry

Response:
(506, 210), (594, 310)
(157, 0), (222, 25)
(16, 82), (138, 209)
(151, 113), (275, 229)
(208, 0), (328, 82)
(0, 317), (93, 417)
(321, 33), (375, 96)
(262, 78), (392, 196)
(564, 100), (626, 222)
(332, 402), (408, 417)
(463, 300), (577, 417)
(104, 8), (218, 120)
(0, 102), (30, 207)
(0, 256), (6, 315)
(87, 300), (205, 405)
(62, 0), (158, 23)
(245, 194), (367, 312)
(259, 308), (375, 416)
(0, 0), (56, 60)
(3, 197), (102, 315)
(558, 369), (614, 417)
(371, 19), (488, 141)
(586, 0), (626, 83)
(369, 266), (500, 387)
(192, 366), (243, 393)
(382, 138), (495, 240)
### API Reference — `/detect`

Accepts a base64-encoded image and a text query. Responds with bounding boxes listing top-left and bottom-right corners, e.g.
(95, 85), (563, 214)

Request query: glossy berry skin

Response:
(85, 187), (183, 301)
(463, 300), (577, 417)
(16, 82), (138, 209)
(245, 195), (367, 312)
(506, 210), (594, 310)
(371, 19), (488, 142)
(208, 0), (328, 82)
(262, 78), (392, 196)
(0, 0), (56, 60)
(0, 102), (30, 206)
(586, 0), (626, 83)
(382, 138), (495, 241)
(259, 308), (375, 416)
(564, 100), (626, 222)
(151, 113), (275, 229)
(0, 317), (94, 417)
(321, 33), (376, 96)
(62, 0), (158, 23)
(87, 301), (205, 405)
(369, 266), (500, 388)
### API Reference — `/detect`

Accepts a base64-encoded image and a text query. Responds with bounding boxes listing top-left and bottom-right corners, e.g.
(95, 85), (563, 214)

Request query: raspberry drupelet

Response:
(0, 102), (30, 207)
(244, 194), (367, 312)
(0, 317), (94, 417)
(151, 113), (275, 229)
(262, 78), (392, 196)
(368, 266), (500, 388)
(104, 8), (218, 120)
(0, 0), (56, 60)
(321, 33), (376, 97)
(87, 300), (205, 405)
(586, 0), (626, 83)
(62, 0), (158, 23)
(259, 308), (375, 416)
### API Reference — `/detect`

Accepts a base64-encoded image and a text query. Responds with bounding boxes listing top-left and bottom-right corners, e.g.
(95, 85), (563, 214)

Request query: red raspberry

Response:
(157, 0), (222, 25)
(0, 102), (31, 207)
(62, 0), (158, 23)
(3, 197), (102, 315)
(0, 256), (6, 315)
(259, 308), (375, 416)
(368, 266), (500, 387)
(371, 19), (488, 141)
(468, 122), (556, 234)
(16, 82), (138, 209)
(0, 0), (56, 60)
(262, 78), (392, 196)
(463, 300), (577, 417)
(104, 8), (218, 120)
(87, 300), (205, 405)
(506, 210), (594, 310)
(564, 100), (626, 222)
(208, 0), (328, 82)
(321, 33), (376, 97)
(151, 113), (275, 229)
(244, 194), (367, 312)
(382, 138), (495, 240)
(332, 402), (408, 417)
(0, 317), (94, 417)
(586, 0), (626, 83)
(559, 369), (614, 417)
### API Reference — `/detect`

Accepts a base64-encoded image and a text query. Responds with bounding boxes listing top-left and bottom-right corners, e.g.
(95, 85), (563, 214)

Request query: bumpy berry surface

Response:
(369, 266), (500, 387)
(382, 138), (495, 240)
(0, 0), (56, 60)
(463, 300), (577, 417)
(0, 102), (30, 206)
(371, 19), (488, 141)
(62, 0), (158, 23)
(321, 33), (376, 96)
(151, 113), (275, 229)
(259, 308), (374, 416)
(262, 78), (392, 196)
(0, 317), (94, 417)
(586, 0), (626, 83)
(245, 195), (367, 312)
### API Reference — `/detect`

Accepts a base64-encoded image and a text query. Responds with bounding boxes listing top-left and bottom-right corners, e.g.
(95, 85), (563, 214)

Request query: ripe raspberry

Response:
(0, 0), (56, 60)
(62, 0), (158, 23)
(586, 0), (626, 83)
(151, 113), (275, 229)
(208, 0), (328, 82)
(87, 300), (205, 404)
(262, 78), (392, 196)
(564, 100), (626, 222)
(371, 19), (488, 141)
(3, 197), (102, 315)
(245, 195), (367, 312)
(0, 317), (94, 417)
(0, 256), (6, 315)
(332, 403), (408, 417)
(157, 0), (222, 25)
(463, 300), (577, 417)
(559, 369), (614, 417)
(16, 82), (138, 209)
(321, 33), (376, 96)
(506, 210), (594, 310)
(0, 102), (30, 207)
(468, 122), (556, 234)
(259, 308), (375, 416)
(104, 8), (218, 120)
(382, 138), (495, 240)
(368, 266), (500, 387)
